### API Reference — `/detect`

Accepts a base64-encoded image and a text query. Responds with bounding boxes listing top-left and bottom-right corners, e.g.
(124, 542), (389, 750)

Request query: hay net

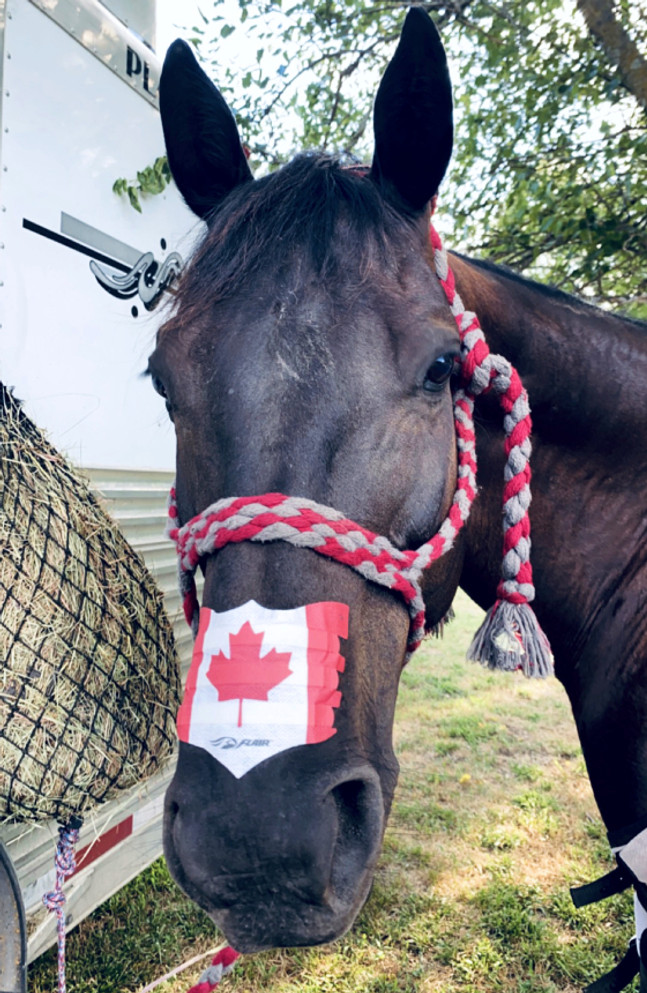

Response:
(0, 383), (181, 822)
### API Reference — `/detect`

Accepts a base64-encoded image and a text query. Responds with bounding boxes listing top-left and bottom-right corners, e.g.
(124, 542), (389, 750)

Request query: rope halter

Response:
(167, 223), (553, 676)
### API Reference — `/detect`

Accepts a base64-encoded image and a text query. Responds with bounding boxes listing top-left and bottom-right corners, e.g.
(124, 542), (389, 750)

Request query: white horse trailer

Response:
(0, 0), (198, 980)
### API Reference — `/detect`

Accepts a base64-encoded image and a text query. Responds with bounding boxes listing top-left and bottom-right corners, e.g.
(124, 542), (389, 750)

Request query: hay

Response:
(0, 384), (181, 822)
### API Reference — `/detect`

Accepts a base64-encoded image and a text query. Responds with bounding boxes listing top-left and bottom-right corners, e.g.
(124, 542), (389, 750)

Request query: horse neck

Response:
(449, 252), (647, 451)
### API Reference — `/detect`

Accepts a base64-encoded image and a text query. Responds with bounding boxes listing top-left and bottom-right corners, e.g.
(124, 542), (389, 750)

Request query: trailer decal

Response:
(91, 250), (183, 309)
(22, 214), (183, 310)
(22, 218), (132, 274)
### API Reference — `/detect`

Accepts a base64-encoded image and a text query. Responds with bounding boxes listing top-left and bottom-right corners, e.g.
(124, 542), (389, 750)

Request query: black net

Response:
(0, 384), (181, 822)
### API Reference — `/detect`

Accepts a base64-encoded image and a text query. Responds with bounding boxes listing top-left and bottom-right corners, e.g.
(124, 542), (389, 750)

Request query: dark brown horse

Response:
(152, 7), (647, 985)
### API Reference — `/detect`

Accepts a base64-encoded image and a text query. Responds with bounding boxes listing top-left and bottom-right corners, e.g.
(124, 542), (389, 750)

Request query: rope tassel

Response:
(468, 599), (553, 677)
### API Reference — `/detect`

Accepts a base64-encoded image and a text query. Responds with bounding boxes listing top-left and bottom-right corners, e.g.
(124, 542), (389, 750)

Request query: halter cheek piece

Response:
(167, 223), (553, 676)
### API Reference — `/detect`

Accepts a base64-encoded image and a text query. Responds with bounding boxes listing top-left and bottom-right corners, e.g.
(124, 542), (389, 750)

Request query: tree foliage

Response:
(158, 0), (647, 314)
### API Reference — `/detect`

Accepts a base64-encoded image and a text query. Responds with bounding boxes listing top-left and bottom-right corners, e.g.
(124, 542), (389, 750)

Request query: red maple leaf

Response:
(206, 622), (292, 727)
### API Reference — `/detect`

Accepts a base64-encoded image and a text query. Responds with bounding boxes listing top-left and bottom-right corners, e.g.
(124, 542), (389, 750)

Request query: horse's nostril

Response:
(163, 763), (387, 949)
(332, 779), (372, 840)
(329, 776), (384, 903)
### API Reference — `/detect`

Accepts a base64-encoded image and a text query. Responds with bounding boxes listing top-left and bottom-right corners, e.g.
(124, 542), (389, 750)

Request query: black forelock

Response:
(165, 154), (420, 330)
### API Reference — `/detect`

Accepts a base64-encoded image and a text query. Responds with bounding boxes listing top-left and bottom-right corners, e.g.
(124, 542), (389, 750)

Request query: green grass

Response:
(28, 592), (636, 993)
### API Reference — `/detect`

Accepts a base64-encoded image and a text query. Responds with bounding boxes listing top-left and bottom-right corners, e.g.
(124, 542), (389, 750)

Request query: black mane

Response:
(455, 252), (647, 331)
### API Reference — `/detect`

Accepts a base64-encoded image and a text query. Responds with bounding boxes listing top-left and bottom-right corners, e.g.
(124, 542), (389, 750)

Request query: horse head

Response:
(153, 8), (464, 952)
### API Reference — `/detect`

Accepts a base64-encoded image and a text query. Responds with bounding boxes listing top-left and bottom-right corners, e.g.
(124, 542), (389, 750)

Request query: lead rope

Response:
(168, 222), (552, 676)
(42, 817), (82, 993)
(185, 947), (240, 993)
(428, 224), (552, 674)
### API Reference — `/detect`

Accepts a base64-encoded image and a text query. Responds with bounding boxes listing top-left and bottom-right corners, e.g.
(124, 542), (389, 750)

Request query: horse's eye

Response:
(149, 373), (175, 421)
(151, 375), (167, 399)
(423, 353), (457, 391)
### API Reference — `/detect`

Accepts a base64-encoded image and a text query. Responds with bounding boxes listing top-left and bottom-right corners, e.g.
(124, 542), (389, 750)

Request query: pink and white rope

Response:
(429, 226), (534, 605)
(429, 225), (551, 674)
(167, 223), (552, 676)
(42, 818), (82, 993)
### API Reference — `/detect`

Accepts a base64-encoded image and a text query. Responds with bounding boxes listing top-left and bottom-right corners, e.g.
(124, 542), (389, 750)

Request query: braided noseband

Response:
(167, 224), (553, 676)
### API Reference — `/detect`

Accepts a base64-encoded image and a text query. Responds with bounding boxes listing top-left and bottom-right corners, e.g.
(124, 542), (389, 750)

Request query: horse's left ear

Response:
(159, 39), (253, 220)
(370, 8), (453, 213)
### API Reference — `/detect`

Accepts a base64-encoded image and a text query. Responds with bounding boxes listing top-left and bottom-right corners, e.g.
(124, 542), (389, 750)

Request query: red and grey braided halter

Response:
(167, 223), (552, 676)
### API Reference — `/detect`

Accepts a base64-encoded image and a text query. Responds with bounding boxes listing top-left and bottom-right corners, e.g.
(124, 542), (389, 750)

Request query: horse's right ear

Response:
(370, 8), (453, 213)
(159, 39), (253, 220)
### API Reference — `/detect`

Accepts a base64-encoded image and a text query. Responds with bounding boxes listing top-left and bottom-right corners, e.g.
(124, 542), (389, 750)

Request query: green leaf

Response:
(127, 186), (142, 213)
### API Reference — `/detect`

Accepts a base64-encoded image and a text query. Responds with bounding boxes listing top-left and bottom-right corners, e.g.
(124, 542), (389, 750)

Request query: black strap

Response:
(571, 866), (631, 908)
(584, 940), (639, 993)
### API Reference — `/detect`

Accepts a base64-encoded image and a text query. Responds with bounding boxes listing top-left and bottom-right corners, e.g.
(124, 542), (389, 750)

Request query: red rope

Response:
(186, 947), (240, 993)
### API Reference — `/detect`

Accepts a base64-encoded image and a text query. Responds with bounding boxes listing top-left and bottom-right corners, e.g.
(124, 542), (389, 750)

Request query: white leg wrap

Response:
(615, 825), (647, 959)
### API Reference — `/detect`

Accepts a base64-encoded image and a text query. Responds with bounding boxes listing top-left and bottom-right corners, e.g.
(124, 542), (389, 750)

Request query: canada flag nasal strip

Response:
(177, 600), (349, 778)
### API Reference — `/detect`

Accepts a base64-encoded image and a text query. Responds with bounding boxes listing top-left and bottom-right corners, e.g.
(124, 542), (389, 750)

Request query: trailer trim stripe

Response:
(22, 795), (163, 911)
(22, 218), (131, 273)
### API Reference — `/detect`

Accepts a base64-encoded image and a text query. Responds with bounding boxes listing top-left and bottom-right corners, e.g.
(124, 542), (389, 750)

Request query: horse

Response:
(152, 8), (647, 988)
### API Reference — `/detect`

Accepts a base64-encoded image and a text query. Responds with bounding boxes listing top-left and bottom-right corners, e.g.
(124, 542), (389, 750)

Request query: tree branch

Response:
(576, 0), (647, 114)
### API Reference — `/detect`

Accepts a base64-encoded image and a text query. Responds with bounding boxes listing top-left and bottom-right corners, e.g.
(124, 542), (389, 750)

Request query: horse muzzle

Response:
(163, 744), (387, 952)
